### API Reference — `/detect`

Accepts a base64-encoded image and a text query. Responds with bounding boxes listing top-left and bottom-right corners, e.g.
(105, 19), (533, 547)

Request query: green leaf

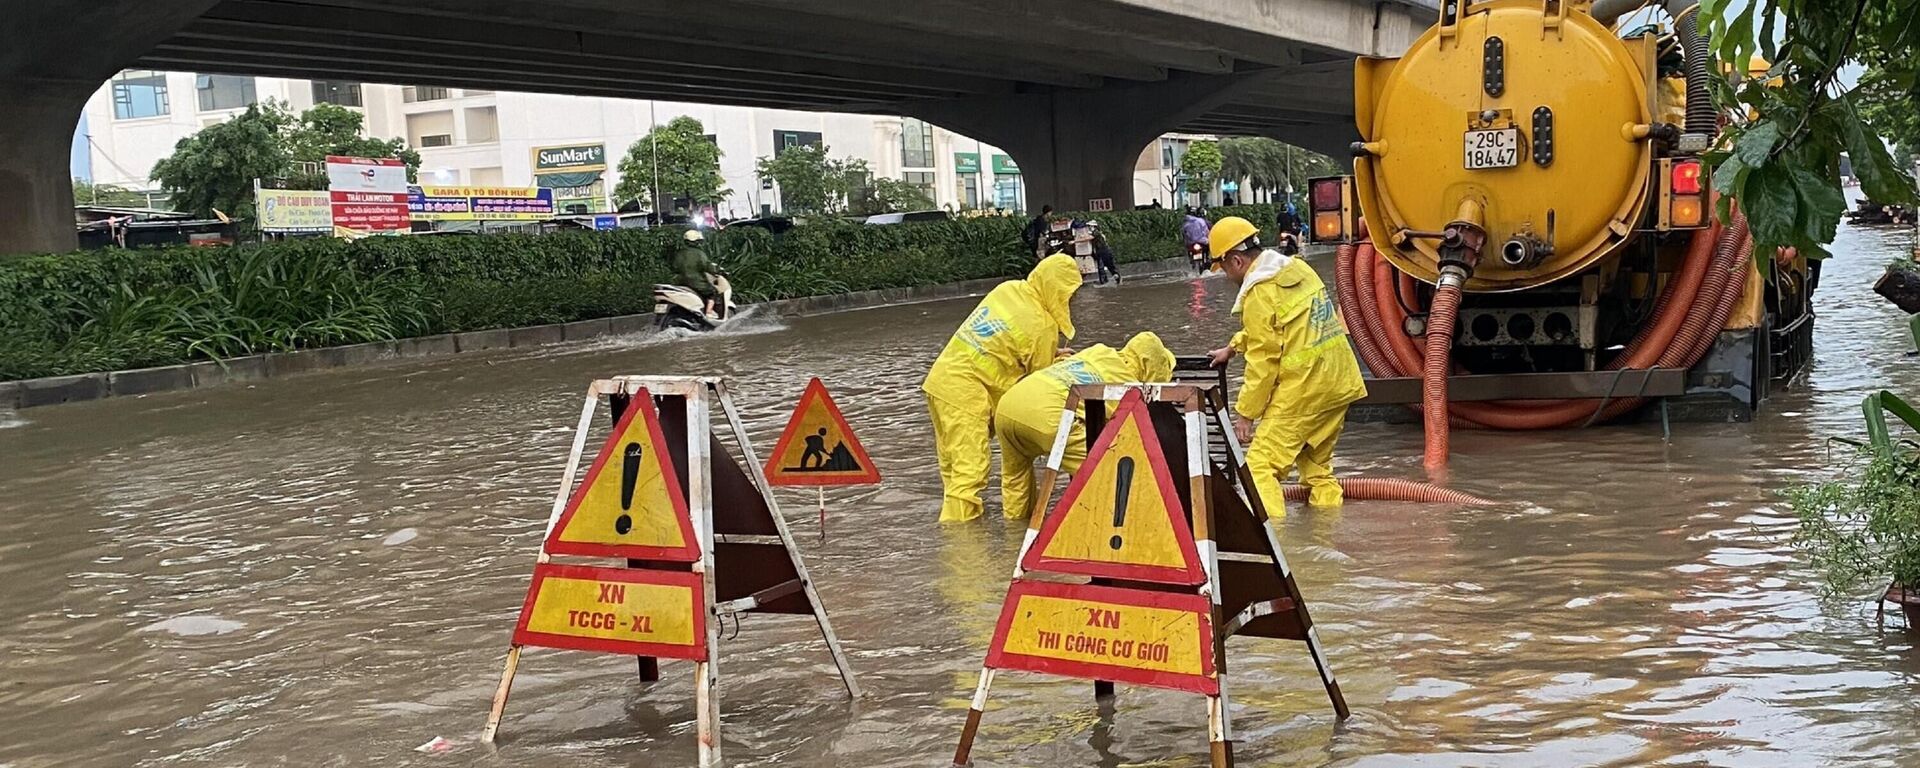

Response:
(1841, 104), (1920, 205)
(1789, 165), (1845, 246)
(1734, 122), (1784, 166)
(1742, 163), (1800, 247)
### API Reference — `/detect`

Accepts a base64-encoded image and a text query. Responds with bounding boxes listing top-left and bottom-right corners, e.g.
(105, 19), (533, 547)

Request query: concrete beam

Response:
(147, 39), (924, 105)
(136, 55), (849, 111)
(194, 1), (1012, 96)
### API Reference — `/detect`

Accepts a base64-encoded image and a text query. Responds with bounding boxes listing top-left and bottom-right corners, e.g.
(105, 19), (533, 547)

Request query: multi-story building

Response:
(78, 71), (1199, 217)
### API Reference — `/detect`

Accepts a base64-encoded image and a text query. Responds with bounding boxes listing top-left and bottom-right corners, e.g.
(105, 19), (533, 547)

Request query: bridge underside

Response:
(0, 0), (1424, 251)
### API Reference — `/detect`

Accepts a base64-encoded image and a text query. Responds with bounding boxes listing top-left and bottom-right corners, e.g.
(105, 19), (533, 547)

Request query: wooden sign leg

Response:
(952, 668), (996, 768)
(1186, 397), (1235, 763)
(481, 391), (601, 743)
(687, 391), (726, 767)
(713, 382), (861, 699)
(480, 645), (523, 743)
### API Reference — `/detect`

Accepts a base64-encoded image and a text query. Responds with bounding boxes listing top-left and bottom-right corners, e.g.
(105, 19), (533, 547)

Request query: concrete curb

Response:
(0, 256), (1196, 410)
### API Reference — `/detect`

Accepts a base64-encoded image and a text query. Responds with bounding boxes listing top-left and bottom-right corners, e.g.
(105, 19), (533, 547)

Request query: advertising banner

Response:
(407, 186), (556, 221)
(533, 143), (607, 173)
(330, 190), (412, 231)
(326, 156), (411, 232)
(325, 155), (409, 194)
(255, 189), (332, 233)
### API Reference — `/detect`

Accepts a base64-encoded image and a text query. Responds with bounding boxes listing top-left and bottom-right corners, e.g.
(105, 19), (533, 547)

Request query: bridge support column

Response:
(905, 71), (1261, 212)
(0, 80), (91, 254)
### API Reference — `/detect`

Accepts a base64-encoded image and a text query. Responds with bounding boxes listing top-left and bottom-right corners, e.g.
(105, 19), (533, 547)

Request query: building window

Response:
(419, 134), (454, 148)
(902, 118), (933, 168)
(904, 171), (935, 204)
(311, 81), (362, 107)
(959, 174), (979, 209)
(772, 130), (822, 155)
(403, 85), (450, 103)
(195, 74), (256, 112)
(112, 70), (169, 119)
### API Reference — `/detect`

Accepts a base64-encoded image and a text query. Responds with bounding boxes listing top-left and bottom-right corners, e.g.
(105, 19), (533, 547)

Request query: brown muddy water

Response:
(2, 223), (1917, 767)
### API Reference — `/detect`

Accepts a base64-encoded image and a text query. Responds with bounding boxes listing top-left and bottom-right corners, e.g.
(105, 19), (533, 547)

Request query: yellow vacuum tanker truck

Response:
(1310, 0), (1812, 468)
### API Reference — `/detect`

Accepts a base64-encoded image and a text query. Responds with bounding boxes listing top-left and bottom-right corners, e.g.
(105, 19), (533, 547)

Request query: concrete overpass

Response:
(0, 0), (1430, 253)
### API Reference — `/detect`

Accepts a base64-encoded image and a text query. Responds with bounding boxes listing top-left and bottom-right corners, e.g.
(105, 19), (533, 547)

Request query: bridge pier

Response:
(905, 72), (1264, 212)
(0, 0), (221, 255)
(0, 80), (94, 254)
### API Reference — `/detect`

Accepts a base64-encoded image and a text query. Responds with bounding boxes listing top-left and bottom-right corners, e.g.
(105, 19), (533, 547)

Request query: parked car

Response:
(862, 210), (951, 226)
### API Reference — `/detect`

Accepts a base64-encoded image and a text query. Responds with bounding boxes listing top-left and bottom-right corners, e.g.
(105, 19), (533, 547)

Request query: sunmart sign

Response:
(534, 144), (607, 172)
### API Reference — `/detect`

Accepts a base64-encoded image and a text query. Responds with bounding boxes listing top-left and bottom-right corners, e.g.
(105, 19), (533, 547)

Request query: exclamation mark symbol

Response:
(616, 442), (641, 535)
(1109, 457), (1134, 550)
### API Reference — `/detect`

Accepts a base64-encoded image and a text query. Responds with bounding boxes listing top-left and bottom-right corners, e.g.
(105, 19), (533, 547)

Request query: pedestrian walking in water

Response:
(1022, 205), (1053, 259)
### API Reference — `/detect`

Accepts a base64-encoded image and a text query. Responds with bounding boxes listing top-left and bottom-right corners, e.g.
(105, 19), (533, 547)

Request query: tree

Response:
(1704, 0), (1919, 259)
(149, 101), (422, 220)
(71, 178), (147, 207)
(755, 144), (865, 215)
(614, 116), (730, 212)
(1857, 62), (1920, 170)
(851, 177), (936, 215)
(150, 103), (291, 219)
(283, 103), (421, 189)
(1180, 140), (1223, 201)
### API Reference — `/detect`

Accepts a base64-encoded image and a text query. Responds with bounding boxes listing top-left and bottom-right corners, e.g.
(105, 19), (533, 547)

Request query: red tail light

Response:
(1310, 178), (1343, 211)
(1671, 159), (1702, 195)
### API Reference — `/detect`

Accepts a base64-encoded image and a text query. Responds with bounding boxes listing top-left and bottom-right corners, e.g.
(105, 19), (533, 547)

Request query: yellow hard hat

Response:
(1208, 216), (1260, 258)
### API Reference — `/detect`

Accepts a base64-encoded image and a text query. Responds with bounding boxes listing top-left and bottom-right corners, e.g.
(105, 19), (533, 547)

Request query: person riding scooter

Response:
(673, 229), (725, 318)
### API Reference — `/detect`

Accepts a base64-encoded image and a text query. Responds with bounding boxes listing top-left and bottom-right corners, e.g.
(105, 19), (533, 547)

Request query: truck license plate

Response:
(1464, 128), (1519, 169)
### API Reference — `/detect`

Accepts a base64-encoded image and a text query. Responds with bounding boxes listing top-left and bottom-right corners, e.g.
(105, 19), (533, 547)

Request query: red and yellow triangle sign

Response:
(544, 388), (700, 561)
(1020, 389), (1203, 585)
(763, 378), (880, 487)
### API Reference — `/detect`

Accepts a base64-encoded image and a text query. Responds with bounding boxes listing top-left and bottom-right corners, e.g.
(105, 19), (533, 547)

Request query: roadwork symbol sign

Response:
(513, 562), (707, 660)
(1020, 390), (1203, 585)
(763, 378), (880, 486)
(987, 580), (1216, 694)
(544, 388), (700, 561)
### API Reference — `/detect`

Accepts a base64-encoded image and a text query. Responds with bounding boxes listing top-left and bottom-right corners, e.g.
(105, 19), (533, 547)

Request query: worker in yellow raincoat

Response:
(993, 332), (1176, 519)
(922, 253), (1084, 522)
(1205, 216), (1367, 510)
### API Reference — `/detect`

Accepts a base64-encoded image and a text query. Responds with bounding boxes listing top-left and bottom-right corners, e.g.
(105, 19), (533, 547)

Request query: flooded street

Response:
(3, 222), (1917, 767)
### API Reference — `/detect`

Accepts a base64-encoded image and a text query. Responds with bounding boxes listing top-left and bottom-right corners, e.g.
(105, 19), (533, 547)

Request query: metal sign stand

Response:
(483, 376), (859, 767)
(953, 381), (1347, 768)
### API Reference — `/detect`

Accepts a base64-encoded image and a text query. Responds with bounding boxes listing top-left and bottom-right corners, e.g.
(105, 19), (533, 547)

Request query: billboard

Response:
(256, 189), (332, 233)
(326, 156), (411, 232)
(408, 186), (557, 221)
(533, 144), (607, 173)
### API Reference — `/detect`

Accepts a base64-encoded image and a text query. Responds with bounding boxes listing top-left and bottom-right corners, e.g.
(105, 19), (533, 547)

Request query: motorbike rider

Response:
(673, 229), (725, 318)
(1181, 207), (1210, 272)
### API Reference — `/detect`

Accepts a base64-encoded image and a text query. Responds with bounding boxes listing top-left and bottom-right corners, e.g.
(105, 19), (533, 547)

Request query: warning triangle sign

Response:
(1020, 389), (1203, 585)
(545, 388), (700, 561)
(763, 378), (881, 487)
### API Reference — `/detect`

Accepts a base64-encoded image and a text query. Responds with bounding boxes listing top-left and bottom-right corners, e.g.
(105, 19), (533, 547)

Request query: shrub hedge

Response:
(0, 204), (1278, 381)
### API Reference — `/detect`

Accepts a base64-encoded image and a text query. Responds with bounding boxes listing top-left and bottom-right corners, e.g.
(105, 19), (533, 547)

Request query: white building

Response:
(79, 70), (1195, 217)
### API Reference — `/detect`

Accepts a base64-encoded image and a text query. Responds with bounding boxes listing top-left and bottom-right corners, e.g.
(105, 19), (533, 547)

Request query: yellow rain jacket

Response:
(922, 254), (1083, 522)
(1230, 250), (1367, 510)
(994, 333), (1176, 519)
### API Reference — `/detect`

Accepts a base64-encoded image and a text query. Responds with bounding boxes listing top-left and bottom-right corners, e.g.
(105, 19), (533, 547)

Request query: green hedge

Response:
(0, 204), (1277, 381)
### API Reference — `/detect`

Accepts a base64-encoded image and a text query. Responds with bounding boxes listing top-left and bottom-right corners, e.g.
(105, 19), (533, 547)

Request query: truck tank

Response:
(1312, 0), (1814, 470)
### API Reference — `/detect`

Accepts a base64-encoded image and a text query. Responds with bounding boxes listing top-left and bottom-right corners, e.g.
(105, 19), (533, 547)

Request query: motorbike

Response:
(652, 274), (737, 332)
(1188, 242), (1208, 273)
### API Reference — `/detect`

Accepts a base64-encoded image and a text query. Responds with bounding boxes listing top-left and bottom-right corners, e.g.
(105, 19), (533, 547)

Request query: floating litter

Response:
(415, 736), (454, 753)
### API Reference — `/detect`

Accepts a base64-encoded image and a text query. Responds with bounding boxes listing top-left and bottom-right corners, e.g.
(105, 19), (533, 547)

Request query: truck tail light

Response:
(1306, 175), (1356, 243)
(1657, 158), (1709, 231)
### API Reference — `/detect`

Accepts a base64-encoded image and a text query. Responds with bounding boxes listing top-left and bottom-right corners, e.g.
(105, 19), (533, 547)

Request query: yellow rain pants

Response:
(1231, 251), (1367, 511)
(922, 254), (1083, 522)
(993, 332), (1175, 519)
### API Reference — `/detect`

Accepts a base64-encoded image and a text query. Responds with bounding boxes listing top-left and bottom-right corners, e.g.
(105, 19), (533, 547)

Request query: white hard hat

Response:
(683, 228), (705, 242)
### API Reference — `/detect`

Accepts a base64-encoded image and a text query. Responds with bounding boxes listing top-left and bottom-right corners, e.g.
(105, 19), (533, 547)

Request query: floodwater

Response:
(2, 223), (1916, 768)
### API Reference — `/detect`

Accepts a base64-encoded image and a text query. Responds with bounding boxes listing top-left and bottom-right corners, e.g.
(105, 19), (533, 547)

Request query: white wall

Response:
(80, 70), (1181, 217)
